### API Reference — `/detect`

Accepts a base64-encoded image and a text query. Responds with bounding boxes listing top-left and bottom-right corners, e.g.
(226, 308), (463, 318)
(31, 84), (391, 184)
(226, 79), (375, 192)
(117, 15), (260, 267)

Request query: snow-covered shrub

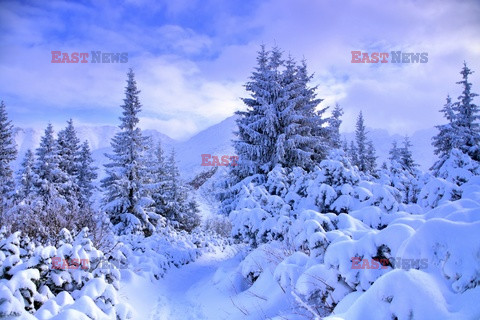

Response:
(0, 229), (131, 319)
(418, 176), (462, 209)
(434, 148), (480, 186)
(203, 215), (232, 238)
(286, 154), (361, 214)
(378, 159), (423, 204)
(230, 182), (291, 246)
(115, 226), (199, 280)
(240, 241), (287, 284)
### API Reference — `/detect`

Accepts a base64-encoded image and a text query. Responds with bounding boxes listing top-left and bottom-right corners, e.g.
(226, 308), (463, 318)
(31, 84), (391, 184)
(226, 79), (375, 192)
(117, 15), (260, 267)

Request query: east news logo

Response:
(51, 51), (128, 63)
(351, 51), (428, 63)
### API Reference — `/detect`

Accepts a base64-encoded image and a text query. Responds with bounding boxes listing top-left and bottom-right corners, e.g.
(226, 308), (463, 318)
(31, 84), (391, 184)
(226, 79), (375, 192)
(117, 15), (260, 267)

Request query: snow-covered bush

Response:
(230, 182), (292, 246)
(203, 215), (232, 238)
(115, 226), (199, 281)
(0, 228), (131, 319)
(434, 148), (480, 185)
(418, 176), (462, 209)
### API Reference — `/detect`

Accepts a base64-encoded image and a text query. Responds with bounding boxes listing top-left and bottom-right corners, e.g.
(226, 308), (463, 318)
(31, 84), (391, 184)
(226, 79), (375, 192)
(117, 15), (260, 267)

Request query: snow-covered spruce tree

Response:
(382, 139), (421, 204)
(432, 95), (457, 161)
(34, 124), (68, 202)
(351, 111), (377, 175)
(353, 111), (367, 171)
(399, 136), (417, 172)
(17, 123), (78, 242)
(233, 46), (328, 181)
(328, 104), (343, 149)
(348, 140), (358, 166)
(162, 149), (200, 232)
(0, 101), (17, 222)
(57, 119), (80, 179)
(221, 46), (330, 214)
(452, 63), (480, 160)
(77, 140), (97, 208)
(101, 69), (158, 236)
(388, 140), (400, 163)
(4, 151), (36, 236)
(15, 149), (35, 202)
(145, 142), (168, 228)
(432, 63), (480, 173)
(365, 140), (377, 176)
(56, 119), (82, 211)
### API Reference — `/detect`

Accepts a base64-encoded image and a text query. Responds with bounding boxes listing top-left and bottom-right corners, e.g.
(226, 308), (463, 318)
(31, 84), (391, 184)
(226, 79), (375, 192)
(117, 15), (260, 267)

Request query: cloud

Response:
(139, 116), (198, 140)
(0, 0), (479, 140)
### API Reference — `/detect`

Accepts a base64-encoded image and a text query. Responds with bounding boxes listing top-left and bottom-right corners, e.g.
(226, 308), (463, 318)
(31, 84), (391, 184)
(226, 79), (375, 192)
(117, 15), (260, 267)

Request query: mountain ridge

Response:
(12, 116), (437, 179)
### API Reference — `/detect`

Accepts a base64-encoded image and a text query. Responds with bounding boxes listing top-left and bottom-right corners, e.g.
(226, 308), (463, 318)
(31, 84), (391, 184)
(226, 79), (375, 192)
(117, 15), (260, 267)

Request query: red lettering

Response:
(370, 52), (379, 63)
(71, 52), (79, 63)
(51, 51), (61, 63)
(69, 258), (80, 269)
(81, 258), (89, 270)
(201, 154), (211, 166)
(52, 257), (62, 269)
(61, 52), (71, 63)
(361, 259), (370, 269)
(371, 259), (380, 269)
(379, 52), (389, 63)
(351, 257), (361, 269)
(351, 51), (361, 63)
(79, 52), (89, 63)
(379, 258), (389, 269)
(230, 156), (239, 166)
(211, 156), (221, 166)
(361, 53), (371, 63)
(221, 155), (229, 166)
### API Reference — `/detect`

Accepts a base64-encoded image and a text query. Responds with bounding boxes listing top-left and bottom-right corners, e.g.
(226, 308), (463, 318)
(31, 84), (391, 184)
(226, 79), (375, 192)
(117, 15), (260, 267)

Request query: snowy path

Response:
(120, 247), (249, 320)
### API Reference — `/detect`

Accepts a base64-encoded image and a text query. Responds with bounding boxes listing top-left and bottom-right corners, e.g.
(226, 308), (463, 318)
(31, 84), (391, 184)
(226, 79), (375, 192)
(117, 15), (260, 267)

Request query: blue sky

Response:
(0, 0), (479, 140)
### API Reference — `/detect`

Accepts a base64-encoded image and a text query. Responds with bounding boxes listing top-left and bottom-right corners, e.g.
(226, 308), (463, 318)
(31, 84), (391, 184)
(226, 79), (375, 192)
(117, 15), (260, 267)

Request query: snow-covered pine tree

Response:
(385, 138), (420, 204)
(221, 46), (330, 214)
(146, 142), (168, 227)
(451, 63), (480, 161)
(56, 119), (82, 210)
(432, 63), (480, 172)
(341, 138), (349, 154)
(432, 95), (457, 159)
(77, 140), (97, 208)
(283, 58), (330, 164)
(354, 111), (367, 171)
(29, 123), (77, 241)
(232, 46), (329, 182)
(399, 136), (417, 172)
(101, 69), (157, 236)
(348, 140), (358, 167)
(328, 104), (343, 149)
(365, 139), (377, 175)
(232, 45), (280, 182)
(57, 119), (80, 178)
(162, 149), (200, 232)
(0, 101), (17, 220)
(350, 111), (377, 176)
(34, 123), (69, 204)
(389, 140), (400, 163)
(16, 149), (35, 201)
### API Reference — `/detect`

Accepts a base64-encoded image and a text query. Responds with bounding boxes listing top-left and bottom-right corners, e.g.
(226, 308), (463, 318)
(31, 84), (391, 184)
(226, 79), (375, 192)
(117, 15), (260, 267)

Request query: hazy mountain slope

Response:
(341, 127), (436, 170)
(12, 116), (436, 180)
(176, 116), (237, 180)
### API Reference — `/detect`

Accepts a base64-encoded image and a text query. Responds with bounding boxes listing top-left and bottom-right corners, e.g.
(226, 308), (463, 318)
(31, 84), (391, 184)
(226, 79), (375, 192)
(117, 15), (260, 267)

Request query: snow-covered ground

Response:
(120, 246), (248, 320)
